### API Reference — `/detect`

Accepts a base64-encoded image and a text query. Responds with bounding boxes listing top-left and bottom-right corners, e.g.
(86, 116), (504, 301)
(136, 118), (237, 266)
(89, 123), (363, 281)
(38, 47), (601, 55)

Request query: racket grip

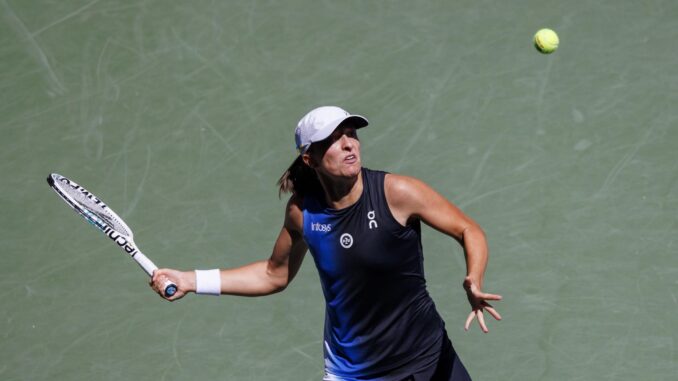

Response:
(134, 252), (176, 297)
(164, 281), (178, 297)
(133, 252), (158, 277)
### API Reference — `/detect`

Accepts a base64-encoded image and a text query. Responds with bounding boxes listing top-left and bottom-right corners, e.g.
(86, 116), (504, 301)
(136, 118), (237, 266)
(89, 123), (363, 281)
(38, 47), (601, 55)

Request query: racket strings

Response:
(89, 209), (130, 236)
(60, 182), (132, 237)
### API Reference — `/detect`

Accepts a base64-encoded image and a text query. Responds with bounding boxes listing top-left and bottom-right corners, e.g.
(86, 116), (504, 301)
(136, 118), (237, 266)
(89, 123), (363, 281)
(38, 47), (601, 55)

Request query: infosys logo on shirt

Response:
(311, 222), (332, 232)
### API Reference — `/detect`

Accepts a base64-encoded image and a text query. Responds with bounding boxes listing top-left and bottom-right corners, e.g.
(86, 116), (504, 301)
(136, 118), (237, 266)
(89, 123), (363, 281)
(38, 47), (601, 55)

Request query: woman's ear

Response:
(302, 152), (315, 168)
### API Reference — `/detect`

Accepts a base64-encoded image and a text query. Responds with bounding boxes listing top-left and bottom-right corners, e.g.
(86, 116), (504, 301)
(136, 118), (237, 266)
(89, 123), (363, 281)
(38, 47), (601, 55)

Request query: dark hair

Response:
(277, 155), (323, 198)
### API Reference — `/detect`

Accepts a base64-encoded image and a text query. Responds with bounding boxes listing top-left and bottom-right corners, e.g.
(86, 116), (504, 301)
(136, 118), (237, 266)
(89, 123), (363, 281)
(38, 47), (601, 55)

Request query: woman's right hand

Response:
(151, 269), (195, 301)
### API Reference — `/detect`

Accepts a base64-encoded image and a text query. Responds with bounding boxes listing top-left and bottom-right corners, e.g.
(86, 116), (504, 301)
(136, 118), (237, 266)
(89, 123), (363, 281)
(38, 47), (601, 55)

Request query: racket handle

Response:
(133, 252), (158, 277)
(164, 281), (178, 297)
(134, 252), (176, 297)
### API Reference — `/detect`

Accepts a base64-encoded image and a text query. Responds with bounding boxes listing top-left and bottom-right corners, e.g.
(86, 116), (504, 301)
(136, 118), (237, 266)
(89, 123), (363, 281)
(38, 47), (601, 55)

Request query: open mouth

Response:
(344, 154), (357, 163)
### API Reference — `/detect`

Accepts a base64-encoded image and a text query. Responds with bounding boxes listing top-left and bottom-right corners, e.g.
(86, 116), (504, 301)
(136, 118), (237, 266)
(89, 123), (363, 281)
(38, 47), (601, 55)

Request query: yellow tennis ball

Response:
(534, 28), (559, 54)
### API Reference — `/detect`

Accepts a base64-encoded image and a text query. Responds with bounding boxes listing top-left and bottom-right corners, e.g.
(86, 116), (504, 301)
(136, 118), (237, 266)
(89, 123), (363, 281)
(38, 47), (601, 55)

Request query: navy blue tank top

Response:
(302, 168), (444, 380)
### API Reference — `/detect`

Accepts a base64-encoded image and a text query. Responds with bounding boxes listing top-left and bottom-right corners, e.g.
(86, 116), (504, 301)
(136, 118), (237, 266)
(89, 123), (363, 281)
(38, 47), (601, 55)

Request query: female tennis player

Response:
(151, 106), (502, 380)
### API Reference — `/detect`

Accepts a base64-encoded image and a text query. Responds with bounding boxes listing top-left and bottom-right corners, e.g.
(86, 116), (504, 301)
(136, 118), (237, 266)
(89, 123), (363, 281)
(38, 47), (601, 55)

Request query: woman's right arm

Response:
(151, 196), (307, 301)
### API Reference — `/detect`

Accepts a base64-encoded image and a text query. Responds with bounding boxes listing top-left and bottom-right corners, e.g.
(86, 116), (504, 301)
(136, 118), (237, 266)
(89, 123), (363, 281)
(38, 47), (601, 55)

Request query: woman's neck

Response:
(318, 170), (363, 210)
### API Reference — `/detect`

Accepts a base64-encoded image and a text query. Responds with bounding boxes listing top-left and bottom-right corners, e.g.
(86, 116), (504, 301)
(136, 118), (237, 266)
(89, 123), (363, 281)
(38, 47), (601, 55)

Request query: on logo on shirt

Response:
(367, 210), (378, 229)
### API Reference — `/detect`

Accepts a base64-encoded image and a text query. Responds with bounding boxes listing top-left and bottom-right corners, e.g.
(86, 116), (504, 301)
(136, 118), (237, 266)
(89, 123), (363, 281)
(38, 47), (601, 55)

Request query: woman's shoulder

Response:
(384, 173), (434, 208)
(384, 172), (427, 192)
(284, 194), (305, 233)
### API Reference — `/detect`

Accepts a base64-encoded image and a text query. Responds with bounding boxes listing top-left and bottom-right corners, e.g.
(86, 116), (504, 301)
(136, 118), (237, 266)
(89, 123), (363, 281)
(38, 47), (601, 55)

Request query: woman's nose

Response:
(340, 134), (354, 149)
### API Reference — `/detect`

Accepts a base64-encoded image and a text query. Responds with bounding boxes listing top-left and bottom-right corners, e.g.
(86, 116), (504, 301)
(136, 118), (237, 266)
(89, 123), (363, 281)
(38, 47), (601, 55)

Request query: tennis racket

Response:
(47, 173), (177, 297)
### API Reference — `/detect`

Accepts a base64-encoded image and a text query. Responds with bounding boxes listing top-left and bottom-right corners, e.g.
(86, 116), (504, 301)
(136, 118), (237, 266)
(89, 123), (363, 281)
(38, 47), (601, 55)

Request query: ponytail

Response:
(277, 156), (323, 198)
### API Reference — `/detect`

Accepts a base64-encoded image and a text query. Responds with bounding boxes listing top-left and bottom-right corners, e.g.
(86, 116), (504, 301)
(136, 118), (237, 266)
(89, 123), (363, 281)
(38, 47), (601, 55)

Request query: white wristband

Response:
(195, 269), (221, 295)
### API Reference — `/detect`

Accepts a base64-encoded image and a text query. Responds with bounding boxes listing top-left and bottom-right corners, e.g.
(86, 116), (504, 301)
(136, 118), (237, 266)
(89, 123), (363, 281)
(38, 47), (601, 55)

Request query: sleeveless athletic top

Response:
(302, 168), (445, 380)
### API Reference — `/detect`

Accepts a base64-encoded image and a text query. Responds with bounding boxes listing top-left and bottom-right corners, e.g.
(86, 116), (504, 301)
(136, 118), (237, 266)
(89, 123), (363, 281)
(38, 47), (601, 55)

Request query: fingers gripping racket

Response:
(47, 173), (177, 297)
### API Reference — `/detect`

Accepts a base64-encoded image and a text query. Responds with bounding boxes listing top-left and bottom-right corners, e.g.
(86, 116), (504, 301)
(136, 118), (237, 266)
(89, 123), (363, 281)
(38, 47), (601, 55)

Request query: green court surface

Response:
(2, 1), (677, 380)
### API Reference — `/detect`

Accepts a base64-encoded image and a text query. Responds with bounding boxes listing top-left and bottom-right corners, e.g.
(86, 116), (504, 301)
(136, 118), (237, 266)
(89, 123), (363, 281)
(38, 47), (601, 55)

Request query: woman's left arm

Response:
(384, 174), (502, 333)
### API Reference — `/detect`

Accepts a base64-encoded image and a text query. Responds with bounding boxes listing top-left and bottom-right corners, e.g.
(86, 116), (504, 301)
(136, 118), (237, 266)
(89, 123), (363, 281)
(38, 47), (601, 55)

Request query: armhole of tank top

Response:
(380, 172), (418, 233)
(299, 195), (308, 241)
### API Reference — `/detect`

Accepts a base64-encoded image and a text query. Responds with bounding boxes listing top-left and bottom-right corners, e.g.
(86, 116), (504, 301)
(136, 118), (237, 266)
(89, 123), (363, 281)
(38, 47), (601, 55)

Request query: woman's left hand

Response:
(463, 276), (502, 333)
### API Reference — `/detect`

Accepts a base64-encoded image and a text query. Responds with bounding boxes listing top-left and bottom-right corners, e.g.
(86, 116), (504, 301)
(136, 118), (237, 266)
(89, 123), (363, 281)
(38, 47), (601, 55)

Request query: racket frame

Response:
(47, 173), (177, 297)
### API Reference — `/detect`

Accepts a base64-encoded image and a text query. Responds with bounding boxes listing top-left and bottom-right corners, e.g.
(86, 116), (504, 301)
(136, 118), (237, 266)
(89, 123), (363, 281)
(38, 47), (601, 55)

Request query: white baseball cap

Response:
(295, 106), (369, 154)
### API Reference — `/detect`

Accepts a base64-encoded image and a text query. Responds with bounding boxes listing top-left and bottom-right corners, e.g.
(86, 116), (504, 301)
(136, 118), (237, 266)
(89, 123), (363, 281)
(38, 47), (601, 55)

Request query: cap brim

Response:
(308, 115), (369, 144)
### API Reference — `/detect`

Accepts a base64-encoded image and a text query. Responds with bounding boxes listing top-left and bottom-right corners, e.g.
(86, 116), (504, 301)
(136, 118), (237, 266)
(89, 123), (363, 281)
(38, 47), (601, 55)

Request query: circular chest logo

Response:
(340, 233), (353, 249)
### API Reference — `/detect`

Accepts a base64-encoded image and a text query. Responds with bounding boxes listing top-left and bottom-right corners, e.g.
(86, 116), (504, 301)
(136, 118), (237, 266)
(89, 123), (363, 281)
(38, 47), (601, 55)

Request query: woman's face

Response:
(306, 125), (361, 180)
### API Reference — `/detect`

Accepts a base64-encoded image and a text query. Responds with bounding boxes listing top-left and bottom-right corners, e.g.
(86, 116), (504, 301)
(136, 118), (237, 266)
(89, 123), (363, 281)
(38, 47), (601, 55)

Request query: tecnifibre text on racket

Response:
(47, 173), (177, 297)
